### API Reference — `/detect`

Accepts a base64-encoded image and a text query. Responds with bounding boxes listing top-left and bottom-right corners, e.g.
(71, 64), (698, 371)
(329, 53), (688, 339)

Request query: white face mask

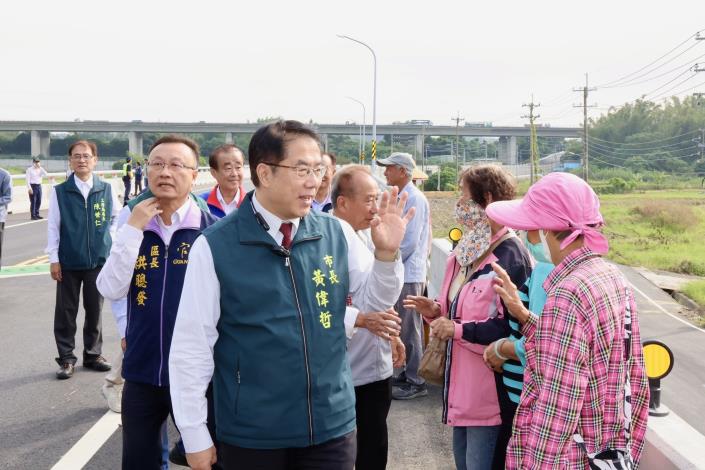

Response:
(538, 229), (554, 264)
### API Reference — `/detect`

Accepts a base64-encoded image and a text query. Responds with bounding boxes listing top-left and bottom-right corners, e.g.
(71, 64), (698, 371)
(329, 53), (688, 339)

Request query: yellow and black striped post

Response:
(371, 140), (377, 162)
(360, 150), (365, 164)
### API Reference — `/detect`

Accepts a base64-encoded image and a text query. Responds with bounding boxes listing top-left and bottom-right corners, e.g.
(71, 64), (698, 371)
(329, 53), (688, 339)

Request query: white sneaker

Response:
(102, 383), (122, 413)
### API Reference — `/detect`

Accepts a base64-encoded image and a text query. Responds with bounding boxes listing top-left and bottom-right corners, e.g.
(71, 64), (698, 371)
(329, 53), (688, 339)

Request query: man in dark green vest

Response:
(46, 140), (120, 379)
(169, 120), (415, 470)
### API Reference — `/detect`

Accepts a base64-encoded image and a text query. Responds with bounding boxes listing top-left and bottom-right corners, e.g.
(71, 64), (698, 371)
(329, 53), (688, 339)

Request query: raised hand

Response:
(403, 295), (441, 319)
(127, 197), (162, 231)
(370, 186), (415, 261)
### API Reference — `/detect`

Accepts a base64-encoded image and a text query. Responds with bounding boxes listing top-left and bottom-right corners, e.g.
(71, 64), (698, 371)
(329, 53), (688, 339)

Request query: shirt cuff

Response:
(520, 313), (538, 339)
(344, 307), (359, 339)
(453, 322), (463, 341)
(48, 250), (59, 264)
(179, 425), (214, 454)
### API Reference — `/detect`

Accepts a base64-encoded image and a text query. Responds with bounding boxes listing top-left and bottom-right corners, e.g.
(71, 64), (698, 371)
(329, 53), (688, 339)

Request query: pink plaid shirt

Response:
(507, 248), (649, 469)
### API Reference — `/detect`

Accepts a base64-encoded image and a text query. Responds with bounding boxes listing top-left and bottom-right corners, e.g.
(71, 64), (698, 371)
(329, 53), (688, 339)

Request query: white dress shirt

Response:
(26, 165), (48, 189)
(45, 175), (121, 263)
(96, 198), (195, 337)
(169, 191), (404, 453)
(216, 187), (240, 216)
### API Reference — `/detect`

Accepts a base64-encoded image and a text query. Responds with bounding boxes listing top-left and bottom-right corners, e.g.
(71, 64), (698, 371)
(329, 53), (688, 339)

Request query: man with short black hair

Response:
(122, 156), (133, 204)
(47, 140), (120, 379)
(200, 144), (246, 217)
(378, 152), (431, 400)
(26, 156), (48, 220)
(170, 120), (414, 470)
(97, 135), (218, 469)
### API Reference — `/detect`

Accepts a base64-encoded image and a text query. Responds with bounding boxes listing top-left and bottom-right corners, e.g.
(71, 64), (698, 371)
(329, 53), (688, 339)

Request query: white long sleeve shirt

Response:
(26, 166), (48, 189)
(169, 192), (404, 453)
(96, 199), (195, 337)
(45, 175), (121, 263)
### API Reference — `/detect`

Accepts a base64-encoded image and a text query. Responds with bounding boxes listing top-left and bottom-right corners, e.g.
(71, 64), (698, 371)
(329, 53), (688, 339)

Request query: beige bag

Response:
(417, 232), (513, 386)
(418, 335), (448, 385)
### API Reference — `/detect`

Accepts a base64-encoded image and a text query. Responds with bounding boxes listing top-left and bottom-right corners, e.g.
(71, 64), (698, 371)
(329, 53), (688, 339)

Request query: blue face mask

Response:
(528, 239), (552, 264)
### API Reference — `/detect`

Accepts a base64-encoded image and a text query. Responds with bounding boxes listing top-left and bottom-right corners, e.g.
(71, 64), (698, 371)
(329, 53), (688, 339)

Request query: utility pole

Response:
(522, 95), (541, 184)
(452, 111), (464, 178)
(573, 73), (597, 182)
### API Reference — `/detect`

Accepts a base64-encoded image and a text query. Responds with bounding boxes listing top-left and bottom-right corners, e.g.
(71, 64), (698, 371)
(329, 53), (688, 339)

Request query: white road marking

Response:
(648, 410), (705, 468)
(51, 410), (121, 470)
(629, 281), (705, 335)
(5, 219), (46, 229)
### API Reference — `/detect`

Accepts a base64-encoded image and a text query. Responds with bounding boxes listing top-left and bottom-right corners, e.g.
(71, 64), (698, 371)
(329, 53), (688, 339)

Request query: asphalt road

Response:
(1, 202), (703, 468)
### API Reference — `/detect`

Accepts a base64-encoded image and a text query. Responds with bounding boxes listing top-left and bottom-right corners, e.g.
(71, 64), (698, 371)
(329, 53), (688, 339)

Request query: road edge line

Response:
(50, 410), (121, 470)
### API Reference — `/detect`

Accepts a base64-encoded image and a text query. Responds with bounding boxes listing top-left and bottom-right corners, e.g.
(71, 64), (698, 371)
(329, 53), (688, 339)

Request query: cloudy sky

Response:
(1, 0), (703, 127)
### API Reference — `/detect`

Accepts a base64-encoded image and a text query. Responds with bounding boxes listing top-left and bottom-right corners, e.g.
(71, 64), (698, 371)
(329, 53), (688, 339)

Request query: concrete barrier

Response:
(426, 237), (703, 469)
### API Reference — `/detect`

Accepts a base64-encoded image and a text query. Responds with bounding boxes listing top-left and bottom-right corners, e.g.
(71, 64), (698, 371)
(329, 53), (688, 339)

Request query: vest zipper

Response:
(157, 242), (169, 387)
(84, 198), (92, 267)
(286, 254), (314, 445)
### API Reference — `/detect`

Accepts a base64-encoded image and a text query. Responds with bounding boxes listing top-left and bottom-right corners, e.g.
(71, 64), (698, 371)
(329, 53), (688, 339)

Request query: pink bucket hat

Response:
(485, 172), (608, 254)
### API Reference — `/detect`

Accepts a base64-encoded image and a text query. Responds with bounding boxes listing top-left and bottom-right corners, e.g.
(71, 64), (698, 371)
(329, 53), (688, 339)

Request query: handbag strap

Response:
(573, 288), (634, 458)
(448, 231), (515, 319)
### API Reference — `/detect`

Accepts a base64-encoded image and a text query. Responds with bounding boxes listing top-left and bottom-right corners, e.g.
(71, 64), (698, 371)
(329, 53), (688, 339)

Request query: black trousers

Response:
(354, 378), (392, 470)
(53, 267), (104, 366)
(220, 430), (356, 470)
(122, 381), (222, 470)
(122, 381), (172, 470)
(134, 177), (143, 195)
(123, 177), (131, 204)
(30, 183), (42, 217)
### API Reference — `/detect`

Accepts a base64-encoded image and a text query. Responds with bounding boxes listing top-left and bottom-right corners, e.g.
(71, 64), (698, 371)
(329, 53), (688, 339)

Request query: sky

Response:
(1, 0), (703, 128)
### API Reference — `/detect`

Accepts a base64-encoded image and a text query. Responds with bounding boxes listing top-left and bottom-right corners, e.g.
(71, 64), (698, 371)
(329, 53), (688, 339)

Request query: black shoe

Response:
(57, 363), (75, 380)
(36, 215), (44, 219)
(84, 356), (112, 372)
(169, 444), (188, 466)
(392, 382), (428, 400)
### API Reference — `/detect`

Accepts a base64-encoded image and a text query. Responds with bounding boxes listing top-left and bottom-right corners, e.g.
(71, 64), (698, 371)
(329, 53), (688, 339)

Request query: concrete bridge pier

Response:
(225, 132), (234, 144)
(128, 131), (144, 157)
(497, 135), (518, 165)
(415, 134), (424, 162)
(320, 134), (328, 152)
(30, 130), (50, 158)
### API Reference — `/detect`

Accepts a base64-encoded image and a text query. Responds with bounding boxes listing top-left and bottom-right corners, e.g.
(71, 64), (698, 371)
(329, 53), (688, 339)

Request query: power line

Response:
(600, 52), (705, 89)
(595, 29), (703, 88)
(589, 137), (699, 152)
(589, 128), (701, 145)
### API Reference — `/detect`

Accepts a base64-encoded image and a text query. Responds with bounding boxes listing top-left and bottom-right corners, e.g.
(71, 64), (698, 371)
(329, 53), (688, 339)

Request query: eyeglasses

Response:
(70, 154), (95, 161)
(147, 161), (197, 172)
(263, 162), (325, 180)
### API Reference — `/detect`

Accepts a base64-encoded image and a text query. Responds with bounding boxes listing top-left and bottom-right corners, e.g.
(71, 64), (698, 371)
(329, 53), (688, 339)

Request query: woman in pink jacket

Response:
(405, 165), (531, 470)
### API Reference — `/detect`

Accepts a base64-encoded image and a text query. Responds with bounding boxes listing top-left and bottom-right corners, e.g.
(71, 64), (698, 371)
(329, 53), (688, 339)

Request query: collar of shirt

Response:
(311, 190), (331, 211)
(252, 191), (300, 245)
(216, 186), (240, 214)
(542, 246), (598, 293)
(74, 174), (94, 199)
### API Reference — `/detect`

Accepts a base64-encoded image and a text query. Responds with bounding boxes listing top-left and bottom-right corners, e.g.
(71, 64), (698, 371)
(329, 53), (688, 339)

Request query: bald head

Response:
(332, 164), (380, 231)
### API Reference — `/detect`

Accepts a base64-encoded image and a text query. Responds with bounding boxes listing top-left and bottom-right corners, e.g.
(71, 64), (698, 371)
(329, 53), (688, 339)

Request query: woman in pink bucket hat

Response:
(485, 172), (650, 469)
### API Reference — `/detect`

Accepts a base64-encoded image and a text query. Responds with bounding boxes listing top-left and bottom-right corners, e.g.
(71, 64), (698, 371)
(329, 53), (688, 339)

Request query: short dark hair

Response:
(68, 140), (98, 157)
(248, 120), (320, 187)
(322, 152), (337, 167)
(209, 144), (244, 170)
(148, 135), (200, 167)
(462, 164), (516, 208)
(331, 164), (371, 209)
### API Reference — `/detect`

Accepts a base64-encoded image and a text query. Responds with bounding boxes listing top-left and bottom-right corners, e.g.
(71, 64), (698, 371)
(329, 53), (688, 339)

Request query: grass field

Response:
(427, 188), (705, 306)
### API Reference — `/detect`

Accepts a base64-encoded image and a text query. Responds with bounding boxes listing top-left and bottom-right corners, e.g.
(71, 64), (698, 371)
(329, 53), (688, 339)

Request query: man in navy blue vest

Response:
(46, 140), (121, 379)
(97, 135), (218, 469)
(170, 120), (414, 470)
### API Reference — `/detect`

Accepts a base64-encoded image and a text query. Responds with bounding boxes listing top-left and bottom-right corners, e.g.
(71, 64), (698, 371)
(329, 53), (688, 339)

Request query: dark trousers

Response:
(123, 177), (131, 204)
(0, 221), (4, 270)
(354, 378), (392, 470)
(220, 431), (356, 470)
(134, 177), (143, 195)
(123, 381), (222, 470)
(53, 267), (104, 366)
(122, 381), (173, 470)
(30, 183), (42, 218)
